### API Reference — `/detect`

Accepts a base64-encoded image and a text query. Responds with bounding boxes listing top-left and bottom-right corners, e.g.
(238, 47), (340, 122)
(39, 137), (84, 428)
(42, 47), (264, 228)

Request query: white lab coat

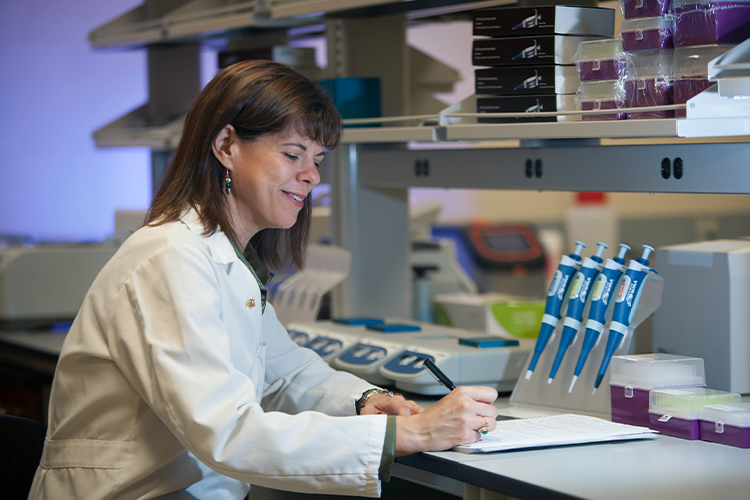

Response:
(28, 210), (386, 500)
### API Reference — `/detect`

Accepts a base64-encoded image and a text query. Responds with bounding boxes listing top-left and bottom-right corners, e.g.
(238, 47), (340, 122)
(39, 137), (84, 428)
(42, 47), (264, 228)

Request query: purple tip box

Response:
(649, 412), (702, 439)
(625, 78), (674, 118)
(609, 354), (705, 428)
(578, 80), (627, 121)
(621, 0), (672, 19)
(674, 79), (714, 117)
(579, 59), (627, 81)
(623, 49), (674, 118)
(620, 16), (675, 52)
(699, 403), (750, 448)
(575, 39), (626, 81)
(673, 0), (750, 47)
(673, 45), (732, 116)
(649, 388), (741, 440)
(581, 100), (628, 120)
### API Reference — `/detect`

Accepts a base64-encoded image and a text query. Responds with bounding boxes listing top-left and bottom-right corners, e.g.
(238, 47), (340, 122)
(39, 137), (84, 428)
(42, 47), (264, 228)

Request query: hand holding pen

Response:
(423, 358), (457, 391)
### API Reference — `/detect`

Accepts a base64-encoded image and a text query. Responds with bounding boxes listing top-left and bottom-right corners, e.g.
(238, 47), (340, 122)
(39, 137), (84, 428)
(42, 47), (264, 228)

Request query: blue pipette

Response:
(547, 242), (607, 384)
(568, 244), (629, 393)
(593, 245), (655, 393)
(525, 241), (585, 380)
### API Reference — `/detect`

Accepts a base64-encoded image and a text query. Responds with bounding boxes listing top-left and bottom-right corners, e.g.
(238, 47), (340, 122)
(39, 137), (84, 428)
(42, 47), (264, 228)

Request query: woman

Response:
(29, 60), (499, 499)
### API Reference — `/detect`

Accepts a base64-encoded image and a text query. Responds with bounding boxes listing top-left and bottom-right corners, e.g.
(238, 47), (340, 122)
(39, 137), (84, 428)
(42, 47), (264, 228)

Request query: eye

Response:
(314, 162), (321, 170)
(284, 153), (299, 161)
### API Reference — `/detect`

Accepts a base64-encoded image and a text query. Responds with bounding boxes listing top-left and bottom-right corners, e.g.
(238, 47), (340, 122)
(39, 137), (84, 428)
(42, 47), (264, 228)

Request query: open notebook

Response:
(454, 414), (658, 454)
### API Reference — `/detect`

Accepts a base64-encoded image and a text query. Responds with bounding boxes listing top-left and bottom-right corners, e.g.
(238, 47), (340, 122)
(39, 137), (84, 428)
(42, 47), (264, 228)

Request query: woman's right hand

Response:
(394, 386), (499, 456)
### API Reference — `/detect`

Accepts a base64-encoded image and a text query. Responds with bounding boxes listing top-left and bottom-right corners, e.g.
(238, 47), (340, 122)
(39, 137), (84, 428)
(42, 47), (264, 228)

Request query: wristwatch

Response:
(355, 388), (401, 415)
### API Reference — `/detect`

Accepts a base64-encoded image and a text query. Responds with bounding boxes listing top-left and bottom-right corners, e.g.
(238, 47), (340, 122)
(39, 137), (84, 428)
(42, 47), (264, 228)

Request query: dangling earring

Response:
(224, 168), (231, 195)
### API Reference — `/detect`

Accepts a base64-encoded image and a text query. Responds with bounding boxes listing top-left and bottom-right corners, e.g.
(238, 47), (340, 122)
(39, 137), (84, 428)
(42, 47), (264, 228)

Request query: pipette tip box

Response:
(610, 354), (706, 427)
(699, 403), (750, 448)
(649, 387), (741, 439)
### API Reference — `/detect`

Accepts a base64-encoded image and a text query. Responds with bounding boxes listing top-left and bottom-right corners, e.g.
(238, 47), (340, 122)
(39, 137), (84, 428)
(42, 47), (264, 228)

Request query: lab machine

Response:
(432, 223), (546, 297)
(432, 292), (545, 339)
(0, 243), (117, 329)
(652, 239), (750, 393)
(287, 319), (533, 394)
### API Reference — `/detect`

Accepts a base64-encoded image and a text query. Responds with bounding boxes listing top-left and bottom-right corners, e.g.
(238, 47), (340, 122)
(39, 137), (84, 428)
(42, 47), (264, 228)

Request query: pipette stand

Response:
(510, 272), (664, 418)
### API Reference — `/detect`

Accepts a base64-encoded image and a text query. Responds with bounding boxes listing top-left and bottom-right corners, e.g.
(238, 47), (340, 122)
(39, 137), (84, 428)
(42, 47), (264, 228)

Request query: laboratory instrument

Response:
(526, 241), (585, 380)
(548, 242), (607, 384)
(288, 319), (533, 394)
(0, 244), (117, 329)
(433, 292), (545, 339)
(652, 239), (750, 393)
(593, 245), (656, 393)
(569, 243), (629, 392)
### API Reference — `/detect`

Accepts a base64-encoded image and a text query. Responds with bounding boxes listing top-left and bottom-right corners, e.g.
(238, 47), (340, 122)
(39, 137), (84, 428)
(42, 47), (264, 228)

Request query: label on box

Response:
(477, 95), (560, 123)
(472, 36), (604, 67)
(475, 66), (580, 95)
(473, 6), (615, 37)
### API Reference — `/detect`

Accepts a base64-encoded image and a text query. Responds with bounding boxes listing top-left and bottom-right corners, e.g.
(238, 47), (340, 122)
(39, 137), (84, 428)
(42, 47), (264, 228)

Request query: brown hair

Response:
(146, 60), (342, 270)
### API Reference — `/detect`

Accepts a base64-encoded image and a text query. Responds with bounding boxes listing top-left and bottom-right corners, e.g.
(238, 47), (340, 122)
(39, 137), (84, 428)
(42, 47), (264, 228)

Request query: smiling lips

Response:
(284, 191), (306, 207)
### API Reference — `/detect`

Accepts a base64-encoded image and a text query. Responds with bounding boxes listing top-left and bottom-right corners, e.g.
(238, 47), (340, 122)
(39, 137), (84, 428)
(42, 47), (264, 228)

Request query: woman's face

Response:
(227, 128), (324, 240)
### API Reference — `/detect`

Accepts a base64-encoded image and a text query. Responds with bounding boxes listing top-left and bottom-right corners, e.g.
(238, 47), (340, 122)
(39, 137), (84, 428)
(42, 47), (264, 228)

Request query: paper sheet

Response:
(454, 414), (658, 453)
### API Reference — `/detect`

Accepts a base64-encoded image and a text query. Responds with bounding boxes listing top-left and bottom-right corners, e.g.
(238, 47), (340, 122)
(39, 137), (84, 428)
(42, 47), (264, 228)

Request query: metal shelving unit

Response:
(89, 1), (750, 321)
(92, 105), (184, 150)
(89, 0), (313, 50)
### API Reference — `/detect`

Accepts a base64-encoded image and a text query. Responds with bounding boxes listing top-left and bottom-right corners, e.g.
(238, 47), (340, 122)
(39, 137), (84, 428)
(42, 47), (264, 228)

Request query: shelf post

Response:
(329, 144), (410, 318)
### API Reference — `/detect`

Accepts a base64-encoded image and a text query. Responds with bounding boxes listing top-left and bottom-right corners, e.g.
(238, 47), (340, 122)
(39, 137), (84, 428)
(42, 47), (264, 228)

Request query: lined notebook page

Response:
(454, 414), (658, 454)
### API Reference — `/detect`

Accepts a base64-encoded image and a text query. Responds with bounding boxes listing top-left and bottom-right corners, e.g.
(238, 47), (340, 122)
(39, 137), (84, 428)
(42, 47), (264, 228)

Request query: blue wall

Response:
(0, 1), (151, 242)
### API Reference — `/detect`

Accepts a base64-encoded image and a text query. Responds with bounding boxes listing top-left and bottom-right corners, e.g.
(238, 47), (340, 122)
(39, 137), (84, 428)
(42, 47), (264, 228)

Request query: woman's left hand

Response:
(360, 393), (424, 416)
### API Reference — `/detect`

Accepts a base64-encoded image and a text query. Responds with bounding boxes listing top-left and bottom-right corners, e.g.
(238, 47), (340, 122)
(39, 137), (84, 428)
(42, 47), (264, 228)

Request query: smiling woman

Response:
(28, 60), (500, 500)
(211, 127), (325, 251)
(146, 60), (341, 271)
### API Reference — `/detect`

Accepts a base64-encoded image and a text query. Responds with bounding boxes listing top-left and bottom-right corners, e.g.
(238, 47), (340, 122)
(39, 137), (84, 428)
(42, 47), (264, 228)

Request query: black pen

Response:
(423, 358), (457, 391)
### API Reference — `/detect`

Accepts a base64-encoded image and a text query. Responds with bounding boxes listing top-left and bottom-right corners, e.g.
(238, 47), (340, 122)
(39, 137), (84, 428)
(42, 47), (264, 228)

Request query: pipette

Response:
(568, 244), (629, 392)
(525, 241), (585, 380)
(593, 245), (655, 393)
(547, 242), (607, 384)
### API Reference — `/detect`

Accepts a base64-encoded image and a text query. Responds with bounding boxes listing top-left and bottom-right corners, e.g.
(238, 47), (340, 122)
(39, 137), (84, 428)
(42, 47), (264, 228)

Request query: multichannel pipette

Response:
(525, 241), (585, 380)
(568, 244), (629, 392)
(593, 245), (655, 393)
(547, 242), (607, 384)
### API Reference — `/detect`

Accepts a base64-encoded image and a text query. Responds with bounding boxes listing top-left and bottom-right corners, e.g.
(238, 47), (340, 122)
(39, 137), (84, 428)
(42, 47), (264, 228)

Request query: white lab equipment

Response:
(0, 244), (117, 329)
(433, 293), (545, 339)
(288, 319), (532, 394)
(269, 245), (351, 326)
(652, 239), (750, 394)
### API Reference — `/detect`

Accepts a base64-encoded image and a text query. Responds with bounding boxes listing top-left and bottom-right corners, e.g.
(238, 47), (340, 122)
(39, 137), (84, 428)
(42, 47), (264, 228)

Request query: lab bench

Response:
(2, 330), (749, 499)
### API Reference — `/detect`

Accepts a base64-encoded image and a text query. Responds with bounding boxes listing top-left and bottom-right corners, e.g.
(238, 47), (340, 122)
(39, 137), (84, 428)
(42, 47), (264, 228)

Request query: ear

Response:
(211, 124), (237, 170)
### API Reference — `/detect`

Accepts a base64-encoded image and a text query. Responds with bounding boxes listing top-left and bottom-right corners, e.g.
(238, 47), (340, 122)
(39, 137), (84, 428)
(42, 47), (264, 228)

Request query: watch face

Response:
(356, 389), (393, 414)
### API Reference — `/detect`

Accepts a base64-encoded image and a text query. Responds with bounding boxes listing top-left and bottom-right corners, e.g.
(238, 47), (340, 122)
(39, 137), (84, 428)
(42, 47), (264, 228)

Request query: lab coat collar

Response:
(179, 208), (236, 266)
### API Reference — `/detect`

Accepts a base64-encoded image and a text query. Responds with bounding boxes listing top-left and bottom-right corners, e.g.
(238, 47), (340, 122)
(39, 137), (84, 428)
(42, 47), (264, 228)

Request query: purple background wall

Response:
(0, 1), (150, 242)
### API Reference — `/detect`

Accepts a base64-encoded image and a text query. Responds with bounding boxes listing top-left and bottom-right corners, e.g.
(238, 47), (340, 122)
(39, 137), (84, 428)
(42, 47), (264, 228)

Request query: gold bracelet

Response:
(355, 388), (402, 414)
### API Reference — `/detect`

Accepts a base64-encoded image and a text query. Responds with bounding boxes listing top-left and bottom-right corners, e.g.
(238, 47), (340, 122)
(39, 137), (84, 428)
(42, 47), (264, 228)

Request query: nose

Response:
(298, 158), (321, 186)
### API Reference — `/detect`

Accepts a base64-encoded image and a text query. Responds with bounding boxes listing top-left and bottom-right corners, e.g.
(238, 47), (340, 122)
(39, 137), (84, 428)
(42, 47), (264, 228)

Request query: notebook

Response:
(454, 414), (658, 453)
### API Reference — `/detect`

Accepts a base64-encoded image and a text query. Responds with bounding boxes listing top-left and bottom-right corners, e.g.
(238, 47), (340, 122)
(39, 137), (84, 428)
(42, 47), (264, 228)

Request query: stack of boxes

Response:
(471, 5), (614, 122)
(574, 39), (627, 120)
(618, 0), (676, 118)
(670, 0), (749, 116)
(610, 354), (750, 448)
(574, 0), (750, 120)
